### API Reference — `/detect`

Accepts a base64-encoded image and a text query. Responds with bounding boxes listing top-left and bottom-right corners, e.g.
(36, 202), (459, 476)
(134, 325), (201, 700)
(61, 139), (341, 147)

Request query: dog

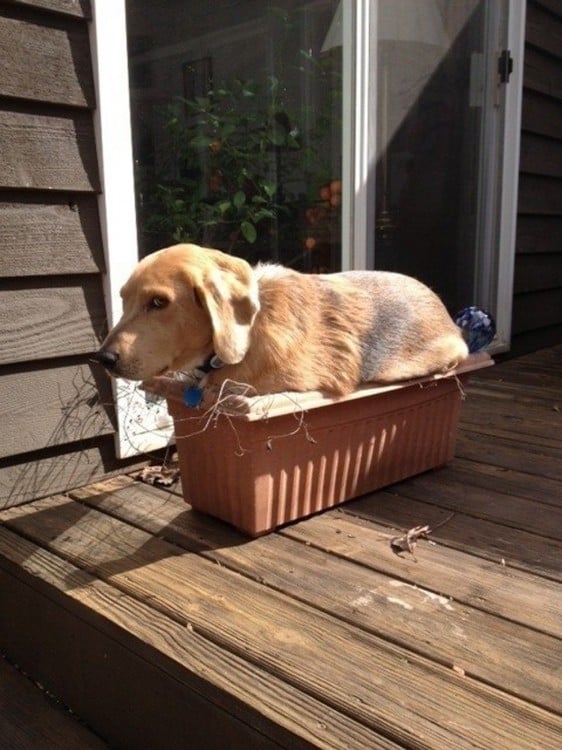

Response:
(96, 243), (469, 396)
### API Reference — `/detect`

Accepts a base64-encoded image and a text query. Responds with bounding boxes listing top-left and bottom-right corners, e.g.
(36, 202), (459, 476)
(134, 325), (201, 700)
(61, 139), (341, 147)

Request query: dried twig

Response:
(174, 379), (318, 453)
(390, 525), (431, 555)
(137, 450), (180, 487)
(137, 463), (180, 487)
(390, 512), (455, 557)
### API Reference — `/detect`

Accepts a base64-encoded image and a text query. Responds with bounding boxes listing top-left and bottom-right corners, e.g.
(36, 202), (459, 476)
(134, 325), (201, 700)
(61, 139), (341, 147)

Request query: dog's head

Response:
(95, 243), (260, 380)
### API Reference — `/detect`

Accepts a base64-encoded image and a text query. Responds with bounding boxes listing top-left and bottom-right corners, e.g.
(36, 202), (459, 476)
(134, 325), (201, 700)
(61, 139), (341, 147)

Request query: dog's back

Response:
(334, 270), (468, 383)
(244, 266), (468, 394)
(325, 271), (468, 382)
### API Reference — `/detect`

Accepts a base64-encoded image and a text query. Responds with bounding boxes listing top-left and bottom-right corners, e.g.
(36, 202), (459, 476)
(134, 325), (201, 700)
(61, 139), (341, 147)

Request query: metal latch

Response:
(498, 49), (513, 84)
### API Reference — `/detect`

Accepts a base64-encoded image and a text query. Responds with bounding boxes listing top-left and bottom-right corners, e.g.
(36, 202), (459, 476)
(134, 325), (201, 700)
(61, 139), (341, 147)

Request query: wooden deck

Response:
(0, 656), (109, 750)
(0, 347), (561, 749)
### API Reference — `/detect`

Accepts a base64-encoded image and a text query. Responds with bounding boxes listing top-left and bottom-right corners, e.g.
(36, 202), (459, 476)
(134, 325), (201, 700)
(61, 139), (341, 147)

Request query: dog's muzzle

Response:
(94, 348), (120, 373)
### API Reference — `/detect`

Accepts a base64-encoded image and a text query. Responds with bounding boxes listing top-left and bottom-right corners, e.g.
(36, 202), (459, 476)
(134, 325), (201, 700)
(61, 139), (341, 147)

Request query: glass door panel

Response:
(126, 0), (343, 273)
(373, 0), (508, 316)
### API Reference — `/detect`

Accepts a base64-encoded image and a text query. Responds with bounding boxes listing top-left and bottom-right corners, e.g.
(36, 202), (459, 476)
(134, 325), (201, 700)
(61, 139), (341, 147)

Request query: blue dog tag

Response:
(183, 385), (203, 408)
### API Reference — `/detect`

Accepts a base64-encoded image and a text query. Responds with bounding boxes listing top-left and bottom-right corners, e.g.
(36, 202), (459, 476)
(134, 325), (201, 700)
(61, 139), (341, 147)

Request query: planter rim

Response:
(143, 351), (493, 422)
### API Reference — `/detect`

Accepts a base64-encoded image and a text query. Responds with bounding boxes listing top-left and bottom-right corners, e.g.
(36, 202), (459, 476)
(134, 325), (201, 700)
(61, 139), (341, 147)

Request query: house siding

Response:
(0, 0), (134, 509)
(513, 0), (562, 355)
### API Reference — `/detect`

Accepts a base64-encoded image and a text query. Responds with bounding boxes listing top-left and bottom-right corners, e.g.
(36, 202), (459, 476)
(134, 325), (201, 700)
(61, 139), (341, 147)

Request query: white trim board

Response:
(341, 0), (376, 271)
(89, 0), (174, 458)
(493, 0), (526, 352)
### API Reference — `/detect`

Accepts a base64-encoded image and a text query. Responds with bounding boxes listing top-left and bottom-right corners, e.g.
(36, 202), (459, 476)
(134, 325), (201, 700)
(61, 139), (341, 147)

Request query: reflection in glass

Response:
(126, 0), (342, 272)
(374, 0), (507, 316)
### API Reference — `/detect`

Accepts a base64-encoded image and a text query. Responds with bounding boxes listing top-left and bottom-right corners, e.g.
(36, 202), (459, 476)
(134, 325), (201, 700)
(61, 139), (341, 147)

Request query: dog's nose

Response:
(95, 349), (119, 371)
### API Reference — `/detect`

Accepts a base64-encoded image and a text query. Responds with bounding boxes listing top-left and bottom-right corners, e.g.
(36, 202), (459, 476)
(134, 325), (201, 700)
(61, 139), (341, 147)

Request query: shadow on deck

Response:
(1, 347), (561, 749)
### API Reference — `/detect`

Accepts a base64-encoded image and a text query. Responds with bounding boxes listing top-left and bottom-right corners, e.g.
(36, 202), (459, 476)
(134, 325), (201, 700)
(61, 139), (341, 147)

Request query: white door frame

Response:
(494, 0), (526, 351)
(89, 0), (175, 458)
(341, 0), (377, 270)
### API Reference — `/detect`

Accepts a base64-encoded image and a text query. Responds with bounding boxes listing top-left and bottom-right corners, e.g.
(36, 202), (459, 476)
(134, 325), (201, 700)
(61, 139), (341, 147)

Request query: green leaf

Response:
(233, 190), (246, 209)
(262, 181), (277, 198)
(217, 200), (232, 215)
(253, 208), (275, 223)
(220, 123), (237, 140)
(189, 134), (211, 148)
(241, 221), (257, 243)
(287, 133), (300, 149)
(241, 82), (256, 98)
(269, 126), (286, 147)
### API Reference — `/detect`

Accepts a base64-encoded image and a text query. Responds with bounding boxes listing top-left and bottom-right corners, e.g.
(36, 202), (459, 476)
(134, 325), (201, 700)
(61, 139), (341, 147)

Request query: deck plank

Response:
(455, 430), (562, 479)
(441, 457), (562, 508)
(375, 470), (562, 539)
(467, 377), (562, 404)
(342, 490), (562, 581)
(0, 526), (393, 750)
(0, 656), (108, 750)
(461, 393), (562, 443)
(66, 478), (562, 713)
(1, 495), (560, 749)
(471, 353), (562, 391)
(69, 477), (562, 630)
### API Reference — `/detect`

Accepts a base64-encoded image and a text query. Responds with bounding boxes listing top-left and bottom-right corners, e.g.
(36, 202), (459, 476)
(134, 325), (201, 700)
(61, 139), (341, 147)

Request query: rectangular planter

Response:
(145, 352), (492, 536)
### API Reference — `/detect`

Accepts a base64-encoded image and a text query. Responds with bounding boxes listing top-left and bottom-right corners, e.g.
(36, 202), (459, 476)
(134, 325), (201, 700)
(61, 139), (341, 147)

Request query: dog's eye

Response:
(147, 296), (169, 311)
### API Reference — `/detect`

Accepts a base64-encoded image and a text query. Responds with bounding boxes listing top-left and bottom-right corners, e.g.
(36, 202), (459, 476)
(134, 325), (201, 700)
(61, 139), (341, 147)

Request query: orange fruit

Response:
(208, 169), (223, 192)
(319, 185), (331, 201)
(330, 179), (342, 195)
(304, 237), (317, 251)
(305, 207), (318, 225)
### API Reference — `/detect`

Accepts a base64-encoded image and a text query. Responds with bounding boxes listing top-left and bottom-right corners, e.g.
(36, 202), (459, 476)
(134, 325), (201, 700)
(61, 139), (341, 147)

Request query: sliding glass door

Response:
(371, 0), (514, 321)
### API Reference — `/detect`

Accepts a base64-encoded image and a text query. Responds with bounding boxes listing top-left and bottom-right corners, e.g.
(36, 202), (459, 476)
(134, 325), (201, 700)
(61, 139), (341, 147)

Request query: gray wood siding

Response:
(0, 14), (94, 107)
(7, 0), (90, 19)
(0, 436), (136, 513)
(0, 279), (106, 364)
(0, 0), (133, 508)
(513, 0), (562, 355)
(0, 196), (104, 276)
(0, 363), (114, 459)
(0, 108), (99, 191)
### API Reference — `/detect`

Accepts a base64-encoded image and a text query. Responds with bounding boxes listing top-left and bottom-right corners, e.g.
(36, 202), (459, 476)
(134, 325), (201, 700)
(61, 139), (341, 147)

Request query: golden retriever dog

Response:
(96, 243), (468, 396)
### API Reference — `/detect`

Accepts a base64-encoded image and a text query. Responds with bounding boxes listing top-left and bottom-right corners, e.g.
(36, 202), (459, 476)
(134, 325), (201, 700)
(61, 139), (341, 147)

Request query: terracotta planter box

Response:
(145, 352), (492, 536)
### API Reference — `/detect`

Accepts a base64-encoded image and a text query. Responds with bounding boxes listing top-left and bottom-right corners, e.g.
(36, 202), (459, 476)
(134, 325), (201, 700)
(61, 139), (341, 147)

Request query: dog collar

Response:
(193, 353), (224, 377)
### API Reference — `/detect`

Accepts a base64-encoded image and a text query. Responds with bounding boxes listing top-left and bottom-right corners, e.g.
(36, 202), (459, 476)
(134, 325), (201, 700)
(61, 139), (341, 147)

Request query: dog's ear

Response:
(194, 256), (260, 364)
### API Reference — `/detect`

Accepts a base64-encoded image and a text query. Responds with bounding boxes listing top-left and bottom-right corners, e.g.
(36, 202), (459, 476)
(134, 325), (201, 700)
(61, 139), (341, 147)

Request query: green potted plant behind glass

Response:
(139, 76), (301, 260)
